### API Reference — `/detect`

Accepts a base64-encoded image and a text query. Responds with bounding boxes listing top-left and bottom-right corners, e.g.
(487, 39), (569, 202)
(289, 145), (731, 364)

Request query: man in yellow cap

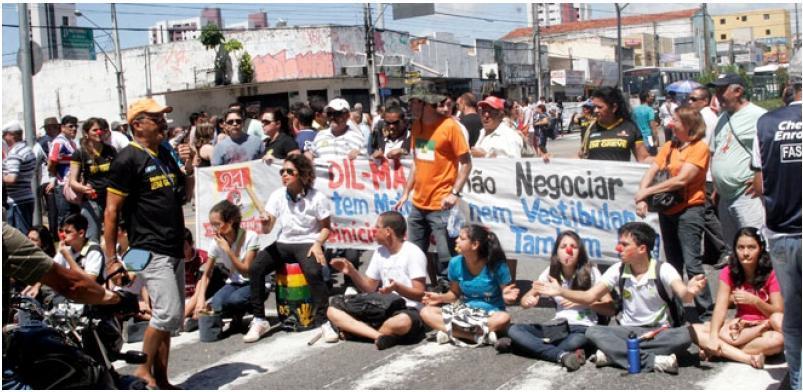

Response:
(103, 98), (194, 389)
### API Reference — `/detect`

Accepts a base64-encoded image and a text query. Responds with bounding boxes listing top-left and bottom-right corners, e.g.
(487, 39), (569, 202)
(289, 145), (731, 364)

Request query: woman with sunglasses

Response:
(211, 108), (265, 166)
(244, 154), (332, 343)
(260, 107), (300, 161)
(69, 117), (117, 242)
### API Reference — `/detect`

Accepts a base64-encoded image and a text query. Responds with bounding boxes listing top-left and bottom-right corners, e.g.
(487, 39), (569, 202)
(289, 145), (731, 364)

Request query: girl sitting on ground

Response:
(419, 224), (519, 346)
(496, 230), (614, 371)
(692, 227), (784, 369)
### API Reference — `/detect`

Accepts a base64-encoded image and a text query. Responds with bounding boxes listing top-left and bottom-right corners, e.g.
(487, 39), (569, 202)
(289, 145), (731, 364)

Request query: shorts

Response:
(138, 252), (185, 332)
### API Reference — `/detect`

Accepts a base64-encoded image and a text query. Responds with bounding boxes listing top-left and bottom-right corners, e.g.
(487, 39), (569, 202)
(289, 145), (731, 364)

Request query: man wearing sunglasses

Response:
(305, 98), (366, 162)
(211, 108), (265, 166)
(47, 115), (80, 228)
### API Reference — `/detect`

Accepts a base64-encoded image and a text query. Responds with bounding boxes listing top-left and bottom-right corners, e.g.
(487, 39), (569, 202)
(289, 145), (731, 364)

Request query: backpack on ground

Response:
(330, 292), (406, 325)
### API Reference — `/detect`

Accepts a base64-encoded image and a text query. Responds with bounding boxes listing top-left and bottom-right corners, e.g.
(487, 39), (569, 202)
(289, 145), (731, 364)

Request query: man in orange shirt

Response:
(395, 83), (471, 289)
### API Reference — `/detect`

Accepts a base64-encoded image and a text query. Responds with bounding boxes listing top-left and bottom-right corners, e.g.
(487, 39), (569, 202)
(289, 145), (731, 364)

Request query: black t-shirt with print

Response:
(107, 142), (186, 258)
(264, 132), (299, 160)
(71, 144), (117, 195)
(585, 119), (643, 162)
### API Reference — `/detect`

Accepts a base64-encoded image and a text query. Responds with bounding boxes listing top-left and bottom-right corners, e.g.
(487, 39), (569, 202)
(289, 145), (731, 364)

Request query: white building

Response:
(527, 3), (588, 27)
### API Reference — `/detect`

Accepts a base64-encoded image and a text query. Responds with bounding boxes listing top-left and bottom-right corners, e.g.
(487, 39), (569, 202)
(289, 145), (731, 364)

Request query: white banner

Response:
(195, 158), (662, 265)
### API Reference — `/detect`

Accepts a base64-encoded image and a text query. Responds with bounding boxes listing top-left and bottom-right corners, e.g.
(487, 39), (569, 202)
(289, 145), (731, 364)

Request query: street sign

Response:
(404, 70), (421, 85)
(61, 26), (96, 60)
(17, 41), (43, 75)
(392, 4), (435, 20)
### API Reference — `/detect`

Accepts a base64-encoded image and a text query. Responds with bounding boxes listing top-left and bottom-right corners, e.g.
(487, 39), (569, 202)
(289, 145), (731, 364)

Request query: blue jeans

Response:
(80, 198), (105, 243)
(211, 282), (251, 317)
(508, 323), (589, 363)
(407, 206), (454, 278)
(6, 200), (34, 234)
(769, 235), (801, 390)
(659, 205), (713, 320)
(53, 184), (78, 229)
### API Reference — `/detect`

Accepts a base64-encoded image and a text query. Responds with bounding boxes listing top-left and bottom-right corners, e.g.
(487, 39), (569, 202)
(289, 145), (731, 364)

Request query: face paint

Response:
(565, 246), (574, 256)
(58, 231), (66, 241)
(615, 244), (624, 253)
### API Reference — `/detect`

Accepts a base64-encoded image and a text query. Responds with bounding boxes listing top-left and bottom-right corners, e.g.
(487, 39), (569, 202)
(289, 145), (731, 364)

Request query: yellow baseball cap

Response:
(127, 98), (173, 124)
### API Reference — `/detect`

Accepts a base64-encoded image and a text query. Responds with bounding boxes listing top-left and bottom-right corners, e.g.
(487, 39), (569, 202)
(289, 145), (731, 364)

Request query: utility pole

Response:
(795, 2), (801, 49)
(18, 4), (41, 225)
(653, 22), (659, 67)
(532, 3), (543, 98)
(110, 4), (127, 120)
(363, 3), (380, 114)
(615, 3), (626, 88)
(702, 4), (711, 72)
(729, 39), (735, 66)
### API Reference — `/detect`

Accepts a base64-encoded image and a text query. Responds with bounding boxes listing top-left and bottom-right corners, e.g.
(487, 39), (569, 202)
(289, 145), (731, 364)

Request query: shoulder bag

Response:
(647, 143), (682, 213)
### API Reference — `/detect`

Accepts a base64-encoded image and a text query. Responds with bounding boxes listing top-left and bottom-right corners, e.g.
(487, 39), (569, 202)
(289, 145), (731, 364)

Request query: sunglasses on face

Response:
(64, 123), (77, 128)
(326, 110), (347, 118)
(384, 119), (402, 127)
(279, 168), (297, 176)
(226, 119), (243, 125)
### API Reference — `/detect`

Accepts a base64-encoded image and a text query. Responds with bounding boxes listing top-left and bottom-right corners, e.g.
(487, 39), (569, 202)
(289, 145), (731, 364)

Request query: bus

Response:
(623, 67), (701, 103)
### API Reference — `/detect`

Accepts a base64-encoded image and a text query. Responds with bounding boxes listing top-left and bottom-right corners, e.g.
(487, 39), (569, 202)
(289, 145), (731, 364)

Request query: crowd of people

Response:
(2, 63), (800, 389)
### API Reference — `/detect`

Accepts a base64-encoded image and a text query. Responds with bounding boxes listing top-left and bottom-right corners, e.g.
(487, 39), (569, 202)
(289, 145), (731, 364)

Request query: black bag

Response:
(331, 292), (406, 324)
(546, 117), (558, 140)
(540, 318), (570, 343)
(647, 145), (682, 212)
(612, 261), (686, 327)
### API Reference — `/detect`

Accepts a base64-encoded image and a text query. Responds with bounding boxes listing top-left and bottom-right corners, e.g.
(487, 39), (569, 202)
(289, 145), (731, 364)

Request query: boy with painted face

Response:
(534, 222), (707, 374)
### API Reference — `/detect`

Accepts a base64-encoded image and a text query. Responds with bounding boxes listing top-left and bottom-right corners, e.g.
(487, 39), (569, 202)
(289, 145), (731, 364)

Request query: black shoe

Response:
(375, 335), (400, 350)
(560, 351), (583, 372)
(494, 337), (512, 353)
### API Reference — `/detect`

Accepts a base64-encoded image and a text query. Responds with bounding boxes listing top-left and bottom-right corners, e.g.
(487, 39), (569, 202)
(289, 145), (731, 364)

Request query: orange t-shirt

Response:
(654, 139), (709, 215)
(411, 117), (470, 210)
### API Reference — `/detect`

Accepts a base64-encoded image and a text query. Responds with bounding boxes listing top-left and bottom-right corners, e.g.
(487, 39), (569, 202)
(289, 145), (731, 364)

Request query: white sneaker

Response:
(322, 321), (339, 343)
(486, 331), (498, 346)
(344, 286), (358, 296)
(653, 353), (679, 374)
(436, 330), (451, 345)
(243, 318), (270, 343)
(593, 349), (611, 368)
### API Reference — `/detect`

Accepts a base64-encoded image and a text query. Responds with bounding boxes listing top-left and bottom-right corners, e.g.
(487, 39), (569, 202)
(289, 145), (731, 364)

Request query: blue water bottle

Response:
(627, 331), (641, 374)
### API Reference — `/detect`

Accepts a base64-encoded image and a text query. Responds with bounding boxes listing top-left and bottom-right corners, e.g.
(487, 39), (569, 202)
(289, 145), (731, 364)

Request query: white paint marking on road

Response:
(172, 329), (334, 389)
(496, 361), (561, 390)
(697, 360), (787, 390)
(348, 343), (456, 389)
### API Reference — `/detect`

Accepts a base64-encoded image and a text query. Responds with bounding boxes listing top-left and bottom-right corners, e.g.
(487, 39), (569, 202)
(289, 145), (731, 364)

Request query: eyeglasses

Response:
(140, 114), (166, 125)
(279, 168), (297, 176)
(384, 119), (402, 127)
(261, 119), (274, 126)
(226, 119), (243, 126)
(481, 108), (501, 116)
(326, 110), (347, 118)
(64, 123), (77, 128)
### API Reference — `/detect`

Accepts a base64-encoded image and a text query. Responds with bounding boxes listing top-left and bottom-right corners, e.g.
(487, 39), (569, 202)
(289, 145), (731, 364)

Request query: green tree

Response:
(239, 52), (255, 84)
(199, 24), (225, 50)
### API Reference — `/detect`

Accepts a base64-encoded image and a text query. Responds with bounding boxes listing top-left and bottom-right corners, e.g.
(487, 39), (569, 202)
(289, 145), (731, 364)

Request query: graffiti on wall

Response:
(252, 50), (334, 82)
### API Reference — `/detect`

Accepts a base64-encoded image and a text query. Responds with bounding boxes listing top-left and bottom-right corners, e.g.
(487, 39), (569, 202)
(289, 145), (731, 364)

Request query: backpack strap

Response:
(652, 260), (681, 326)
(78, 242), (105, 284)
(615, 263), (626, 314)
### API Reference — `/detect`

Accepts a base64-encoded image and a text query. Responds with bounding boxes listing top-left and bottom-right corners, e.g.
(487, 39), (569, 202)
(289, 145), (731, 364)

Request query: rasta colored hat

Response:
(401, 82), (447, 105)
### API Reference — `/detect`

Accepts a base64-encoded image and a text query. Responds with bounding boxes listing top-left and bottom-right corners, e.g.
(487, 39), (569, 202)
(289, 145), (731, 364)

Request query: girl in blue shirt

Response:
(420, 224), (519, 346)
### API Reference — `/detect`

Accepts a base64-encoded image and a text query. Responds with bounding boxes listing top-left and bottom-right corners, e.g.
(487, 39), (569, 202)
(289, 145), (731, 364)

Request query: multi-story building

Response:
(149, 9), (269, 45)
(527, 3), (589, 27)
(714, 8), (792, 46)
(30, 3), (94, 61)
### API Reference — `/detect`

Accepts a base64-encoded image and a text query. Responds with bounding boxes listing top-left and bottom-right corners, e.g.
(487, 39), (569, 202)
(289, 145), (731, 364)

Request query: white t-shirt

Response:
(700, 107), (719, 182)
(600, 259), (681, 327)
(474, 122), (523, 158)
(265, 187), (332, 244)
(54, 241), (104, 278)
(310, 125), (366, 160)
(208, 229), (260, 284)
(108, 131), (130, 152)
(364, 241), (428, 309)
(537, 265), (602, 327)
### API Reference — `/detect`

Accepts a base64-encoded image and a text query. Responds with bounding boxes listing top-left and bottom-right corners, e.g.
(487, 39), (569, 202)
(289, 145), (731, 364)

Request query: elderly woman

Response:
(634, 104), (714, 321)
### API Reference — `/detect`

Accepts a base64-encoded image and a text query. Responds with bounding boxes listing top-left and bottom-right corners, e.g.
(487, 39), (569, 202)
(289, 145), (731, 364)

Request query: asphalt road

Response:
(157, 133), (788, 389)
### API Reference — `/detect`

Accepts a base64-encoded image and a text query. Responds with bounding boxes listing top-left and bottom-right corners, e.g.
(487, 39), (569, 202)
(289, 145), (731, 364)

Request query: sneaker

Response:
(653, 353), (679, 374)
(486, 331), (498, 346)
(243, 318), (270, 343)
(375, 335), (400, 350)
(575, 348), (587, 365)
(344, 286), (358, 296)
(182, 317), (198, 333)
(592, 349), (610, 368)
(494, 337), (513, 353)
(560, 351), (584, 372)
(436, 330), (451, 345)
(321, 321), (340, 343)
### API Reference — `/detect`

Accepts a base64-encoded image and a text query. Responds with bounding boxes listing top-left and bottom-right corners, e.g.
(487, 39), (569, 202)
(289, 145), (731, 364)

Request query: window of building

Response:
(763, 14), (770, 20)
(720, 34), (727, 40)
(741, 16), (747, 22)
(720, 18), (725, 24)
(766, 29), (771, 35)
(62, 16), (68, 26)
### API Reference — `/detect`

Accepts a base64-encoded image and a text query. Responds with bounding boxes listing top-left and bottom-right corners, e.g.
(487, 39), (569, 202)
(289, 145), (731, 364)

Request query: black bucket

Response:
(198, 313), (223, 342)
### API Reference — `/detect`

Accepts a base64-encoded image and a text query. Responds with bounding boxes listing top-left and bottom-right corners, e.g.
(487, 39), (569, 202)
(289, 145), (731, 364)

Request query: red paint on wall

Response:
(252, 50), (334, 82)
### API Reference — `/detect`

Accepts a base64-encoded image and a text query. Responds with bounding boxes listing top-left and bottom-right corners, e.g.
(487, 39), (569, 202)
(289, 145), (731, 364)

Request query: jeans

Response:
(6, 200), (34, 235)
(53, 184), (78, 229)
(42, 185), (58, 239)
(80, 197), (105, 243)
(249, 242), (328, 323)
(702, 182), (727, 265)
(508, 323), (589, 363)
(718, 192), (765, 249)
(211, 282), (251, 318)
(586, 325), (692, 372)
(768, 235), (801, 390)
(407, 206), (455, 278)
(659, 205), (713, 320)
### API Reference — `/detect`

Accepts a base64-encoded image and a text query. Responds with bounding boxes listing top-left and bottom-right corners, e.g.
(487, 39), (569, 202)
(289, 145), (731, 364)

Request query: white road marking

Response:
(697, 360), (787, 390)
(496, 360), (560, 390)
(348, 343), (456, 389)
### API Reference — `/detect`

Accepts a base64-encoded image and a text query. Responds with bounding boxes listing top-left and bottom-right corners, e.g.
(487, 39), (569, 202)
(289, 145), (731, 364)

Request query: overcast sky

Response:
(3, 2), (800, 66)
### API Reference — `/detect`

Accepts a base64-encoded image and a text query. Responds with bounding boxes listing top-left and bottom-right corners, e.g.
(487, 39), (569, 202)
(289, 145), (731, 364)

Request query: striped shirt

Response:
(48, 134), (77, 184)
(3, 142), (36, 204)
(309, 125), (366, 161)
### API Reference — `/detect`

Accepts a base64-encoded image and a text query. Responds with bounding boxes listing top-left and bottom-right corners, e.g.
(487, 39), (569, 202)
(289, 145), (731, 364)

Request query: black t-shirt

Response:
(107, 142), (186, 258)
(585, 119), (643, 161)
(71, 144), (117, 196)
(264, 132), (299, 160)
(460, 113), (482, 147)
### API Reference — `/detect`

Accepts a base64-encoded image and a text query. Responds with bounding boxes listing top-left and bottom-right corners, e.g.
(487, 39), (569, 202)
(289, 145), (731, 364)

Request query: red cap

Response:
(478, 96), (505, 111)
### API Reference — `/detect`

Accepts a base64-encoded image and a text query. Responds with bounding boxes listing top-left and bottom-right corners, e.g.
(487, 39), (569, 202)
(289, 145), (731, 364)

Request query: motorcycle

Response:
(3, 273), (149, 390)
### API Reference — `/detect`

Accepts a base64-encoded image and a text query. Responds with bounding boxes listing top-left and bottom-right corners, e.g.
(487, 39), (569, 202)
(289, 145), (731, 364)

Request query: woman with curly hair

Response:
(692, 227), (784, 369)
(244, 154), (332, 342)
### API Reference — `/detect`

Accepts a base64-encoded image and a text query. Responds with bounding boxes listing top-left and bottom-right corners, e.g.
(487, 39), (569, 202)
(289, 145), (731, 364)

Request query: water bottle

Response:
(627, 331), (641, 374)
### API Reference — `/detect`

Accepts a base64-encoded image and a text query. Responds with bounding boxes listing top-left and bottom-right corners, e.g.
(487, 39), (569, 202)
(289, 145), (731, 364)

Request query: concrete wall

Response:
(3, 26), (412, 127)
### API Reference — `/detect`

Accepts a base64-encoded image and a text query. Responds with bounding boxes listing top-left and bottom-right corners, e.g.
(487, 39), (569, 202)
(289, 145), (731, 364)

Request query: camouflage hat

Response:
(401, 81), (447, 105)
